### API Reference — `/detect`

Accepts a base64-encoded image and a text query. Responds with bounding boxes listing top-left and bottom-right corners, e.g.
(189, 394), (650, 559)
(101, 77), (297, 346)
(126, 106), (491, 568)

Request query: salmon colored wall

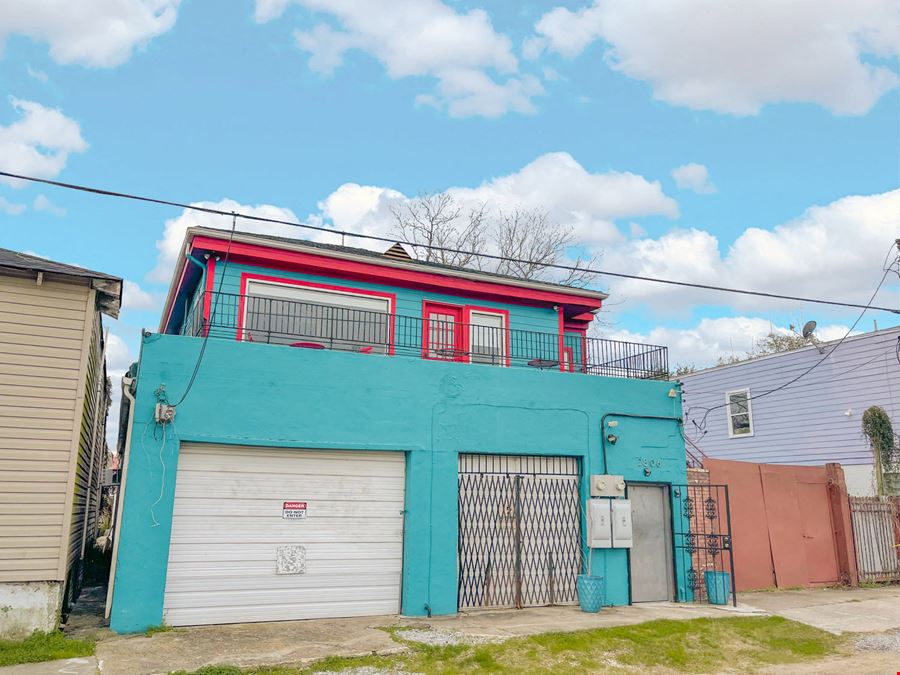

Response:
(705, 458), (856, 591)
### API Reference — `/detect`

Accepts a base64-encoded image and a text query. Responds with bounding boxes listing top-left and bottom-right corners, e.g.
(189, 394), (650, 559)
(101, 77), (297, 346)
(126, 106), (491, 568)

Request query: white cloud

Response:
(106, 333), (134, 374)
(319, 152), (677, 249)
(525, 2), (604, 60)
(32, 193), (66, 216)
(671, 163), (715, 194)
(529, 0), (899, 115)
(0, 98), (87, 187)
(0, 195), (26, 215)
(604, 317), (851, 369)
(605, 189), (900, 312)
(0, 0), (180, 68)
(149, 152), (678, 287)
(121, 279), (159, 311)
(25, 63), (48, 82)
(258, 0), (542, 118)
(104, 332), (135, 449)
(149, 199), (303, 283)
(449, 152), (678, 247)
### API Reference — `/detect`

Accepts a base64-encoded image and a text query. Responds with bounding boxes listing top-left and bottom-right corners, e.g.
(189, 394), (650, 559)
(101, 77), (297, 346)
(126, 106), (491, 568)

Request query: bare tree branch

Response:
(391, 193), (600, 288)
(390, 193), (486, 269)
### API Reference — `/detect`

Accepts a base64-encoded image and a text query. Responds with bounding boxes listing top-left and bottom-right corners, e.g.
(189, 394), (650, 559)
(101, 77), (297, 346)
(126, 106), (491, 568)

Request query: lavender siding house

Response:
(680, 327), (900, 496)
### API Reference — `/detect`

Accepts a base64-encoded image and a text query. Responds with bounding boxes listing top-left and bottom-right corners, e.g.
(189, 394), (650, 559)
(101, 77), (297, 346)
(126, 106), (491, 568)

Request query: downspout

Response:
(185, 253), (206, 271)
(182, 253), (207, 336)
(104, 375), (136, 620)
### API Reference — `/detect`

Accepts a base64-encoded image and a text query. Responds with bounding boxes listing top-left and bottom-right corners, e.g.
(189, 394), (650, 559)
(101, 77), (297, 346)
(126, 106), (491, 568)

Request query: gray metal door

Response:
(629, 484), (675, 602)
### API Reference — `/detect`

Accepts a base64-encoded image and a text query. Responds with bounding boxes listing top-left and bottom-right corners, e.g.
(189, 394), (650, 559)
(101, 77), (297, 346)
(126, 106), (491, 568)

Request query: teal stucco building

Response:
(108, 227), (692, 633)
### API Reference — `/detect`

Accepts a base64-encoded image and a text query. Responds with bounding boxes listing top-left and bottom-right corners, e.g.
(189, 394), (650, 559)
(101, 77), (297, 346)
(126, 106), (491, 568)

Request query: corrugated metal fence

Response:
(850, 496), (900, 583)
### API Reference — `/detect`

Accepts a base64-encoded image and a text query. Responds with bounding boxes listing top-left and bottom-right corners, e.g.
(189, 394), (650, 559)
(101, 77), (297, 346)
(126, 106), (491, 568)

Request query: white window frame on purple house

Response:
(725, 388), (754, 438)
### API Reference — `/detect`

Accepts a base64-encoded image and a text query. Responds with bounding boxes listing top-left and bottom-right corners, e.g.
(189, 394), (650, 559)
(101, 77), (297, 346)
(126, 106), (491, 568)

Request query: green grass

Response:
(0, 630), (94, 667)
(171, 616), (844, 675)
(145, 624), (176, 637)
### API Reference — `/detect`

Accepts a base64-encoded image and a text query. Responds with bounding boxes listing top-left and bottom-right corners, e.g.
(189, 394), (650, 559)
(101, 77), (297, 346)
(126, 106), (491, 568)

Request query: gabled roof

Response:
(0, 247), (122, 318)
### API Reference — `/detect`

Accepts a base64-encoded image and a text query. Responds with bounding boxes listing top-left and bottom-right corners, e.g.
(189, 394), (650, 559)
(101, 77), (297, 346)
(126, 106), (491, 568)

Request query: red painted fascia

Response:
(189, 236), (604, 312)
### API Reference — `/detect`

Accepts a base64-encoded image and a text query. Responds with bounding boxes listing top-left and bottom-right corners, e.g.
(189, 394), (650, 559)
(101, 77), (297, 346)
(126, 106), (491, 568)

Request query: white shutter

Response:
(163, 444), (405, 626)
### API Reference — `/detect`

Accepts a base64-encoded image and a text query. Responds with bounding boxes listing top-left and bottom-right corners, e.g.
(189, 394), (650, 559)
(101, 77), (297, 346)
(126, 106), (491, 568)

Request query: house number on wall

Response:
(637, 458), (662, 469)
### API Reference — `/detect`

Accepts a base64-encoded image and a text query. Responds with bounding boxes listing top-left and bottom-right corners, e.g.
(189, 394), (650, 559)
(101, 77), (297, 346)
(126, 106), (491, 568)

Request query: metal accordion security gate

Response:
(671, 483), (737, 606)
(457, 454), (581, 610)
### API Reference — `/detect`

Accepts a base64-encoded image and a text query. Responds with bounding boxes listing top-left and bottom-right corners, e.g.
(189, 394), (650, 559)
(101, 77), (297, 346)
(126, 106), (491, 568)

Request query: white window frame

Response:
(725, 388), (754, 438)
(242, 278), (392, 349)
(467, 309), (507, 366)
(245, 279), (391, 313)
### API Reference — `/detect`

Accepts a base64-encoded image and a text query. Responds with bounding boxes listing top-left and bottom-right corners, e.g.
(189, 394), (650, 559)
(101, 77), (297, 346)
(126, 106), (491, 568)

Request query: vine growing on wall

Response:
(862, 406), (896, 460)
(862, 406), (899, 495)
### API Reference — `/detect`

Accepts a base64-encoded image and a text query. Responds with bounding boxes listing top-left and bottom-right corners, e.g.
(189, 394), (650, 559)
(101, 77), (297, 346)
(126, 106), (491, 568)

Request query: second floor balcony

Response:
(180, 290), (669, 380)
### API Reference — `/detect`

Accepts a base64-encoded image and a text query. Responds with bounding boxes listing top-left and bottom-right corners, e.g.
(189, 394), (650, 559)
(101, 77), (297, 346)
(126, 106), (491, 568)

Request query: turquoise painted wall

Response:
(110, 334), (688, 633)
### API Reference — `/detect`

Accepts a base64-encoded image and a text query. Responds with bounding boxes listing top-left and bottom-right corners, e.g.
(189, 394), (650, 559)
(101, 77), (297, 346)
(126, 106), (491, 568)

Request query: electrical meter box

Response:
(586, 499), (612, 548)
(611, 499), (633, 548)
(589, 474), (626, 497)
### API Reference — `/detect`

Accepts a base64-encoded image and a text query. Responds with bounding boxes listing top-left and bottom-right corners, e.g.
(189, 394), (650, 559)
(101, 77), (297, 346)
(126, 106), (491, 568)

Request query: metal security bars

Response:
(457, 454), (581, 610)
(181, 290), (669, 380)
(671, 484), (736, 606)
(850, 496), (900, 583)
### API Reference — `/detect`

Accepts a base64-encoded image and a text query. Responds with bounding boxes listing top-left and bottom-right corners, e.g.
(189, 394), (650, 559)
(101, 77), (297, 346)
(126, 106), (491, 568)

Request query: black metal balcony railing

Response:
(181, 291), (668, 380)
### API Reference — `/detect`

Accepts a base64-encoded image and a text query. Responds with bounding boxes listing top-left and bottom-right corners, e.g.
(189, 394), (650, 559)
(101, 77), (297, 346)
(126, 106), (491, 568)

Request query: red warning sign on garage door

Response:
(282, 501), (307, 519)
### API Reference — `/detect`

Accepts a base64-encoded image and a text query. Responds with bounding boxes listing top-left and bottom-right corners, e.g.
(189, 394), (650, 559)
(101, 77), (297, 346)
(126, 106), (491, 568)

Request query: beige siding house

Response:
(0, 248), (121, 638)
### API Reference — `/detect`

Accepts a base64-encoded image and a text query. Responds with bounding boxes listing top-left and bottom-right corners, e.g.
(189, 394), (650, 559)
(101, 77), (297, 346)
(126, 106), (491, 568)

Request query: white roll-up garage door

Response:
(163, 444), (406, 626)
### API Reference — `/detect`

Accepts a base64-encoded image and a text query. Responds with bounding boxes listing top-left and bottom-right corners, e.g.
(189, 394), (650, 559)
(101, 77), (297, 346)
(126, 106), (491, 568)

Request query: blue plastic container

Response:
(576, 574), (604, 613)
(704, 571), (732, 605)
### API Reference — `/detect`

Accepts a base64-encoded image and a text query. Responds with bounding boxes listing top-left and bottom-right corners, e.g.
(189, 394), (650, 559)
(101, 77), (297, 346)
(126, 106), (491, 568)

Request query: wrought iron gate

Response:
(457, 454), (581, 610)
(671, 483), (737, 606)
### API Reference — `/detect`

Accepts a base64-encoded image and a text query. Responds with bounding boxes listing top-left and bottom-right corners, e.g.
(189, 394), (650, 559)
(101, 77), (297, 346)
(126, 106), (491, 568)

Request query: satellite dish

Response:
(801, 320), (817, 339)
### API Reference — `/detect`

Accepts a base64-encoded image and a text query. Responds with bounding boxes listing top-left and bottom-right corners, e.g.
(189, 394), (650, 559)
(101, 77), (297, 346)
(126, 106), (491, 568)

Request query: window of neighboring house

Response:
(726, 389), (754, 437)
(423, 303), (464, 361)
(468, 309), (507, 366)
(243, 278), (392, 353)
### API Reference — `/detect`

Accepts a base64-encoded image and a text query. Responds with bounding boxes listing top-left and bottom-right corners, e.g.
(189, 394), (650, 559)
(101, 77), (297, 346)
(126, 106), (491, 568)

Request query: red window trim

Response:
(201, 257), (216, 337)
(561, 346), (574, 372)
(563, 325), (588, 374)
(421, 301), (512, 366)
(236, 272), (397, 354)
(422, 301), (466, 362)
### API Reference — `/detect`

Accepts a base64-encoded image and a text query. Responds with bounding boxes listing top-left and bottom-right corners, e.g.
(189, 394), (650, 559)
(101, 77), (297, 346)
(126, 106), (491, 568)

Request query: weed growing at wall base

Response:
(0, 631), (94, 666)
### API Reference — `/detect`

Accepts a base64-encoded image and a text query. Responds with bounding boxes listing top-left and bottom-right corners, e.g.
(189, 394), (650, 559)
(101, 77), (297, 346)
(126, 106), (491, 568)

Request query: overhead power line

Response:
(687, 256), (897, 431)
(2, 169), (899, 315)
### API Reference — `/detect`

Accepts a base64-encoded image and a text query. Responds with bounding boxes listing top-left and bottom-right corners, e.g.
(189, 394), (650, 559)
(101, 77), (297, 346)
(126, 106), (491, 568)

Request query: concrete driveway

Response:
(742, 585), (900, 634)
(3, 586), (900, 674)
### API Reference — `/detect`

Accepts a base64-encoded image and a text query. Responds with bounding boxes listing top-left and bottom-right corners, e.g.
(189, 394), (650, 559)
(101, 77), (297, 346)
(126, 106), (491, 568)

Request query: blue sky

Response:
(1, 0), (898, 385)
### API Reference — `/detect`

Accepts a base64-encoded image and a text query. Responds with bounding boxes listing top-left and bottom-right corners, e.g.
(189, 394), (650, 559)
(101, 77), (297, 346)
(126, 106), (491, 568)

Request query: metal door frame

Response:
(457, 453), (582, 611)
(625, 481), (676, 604)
